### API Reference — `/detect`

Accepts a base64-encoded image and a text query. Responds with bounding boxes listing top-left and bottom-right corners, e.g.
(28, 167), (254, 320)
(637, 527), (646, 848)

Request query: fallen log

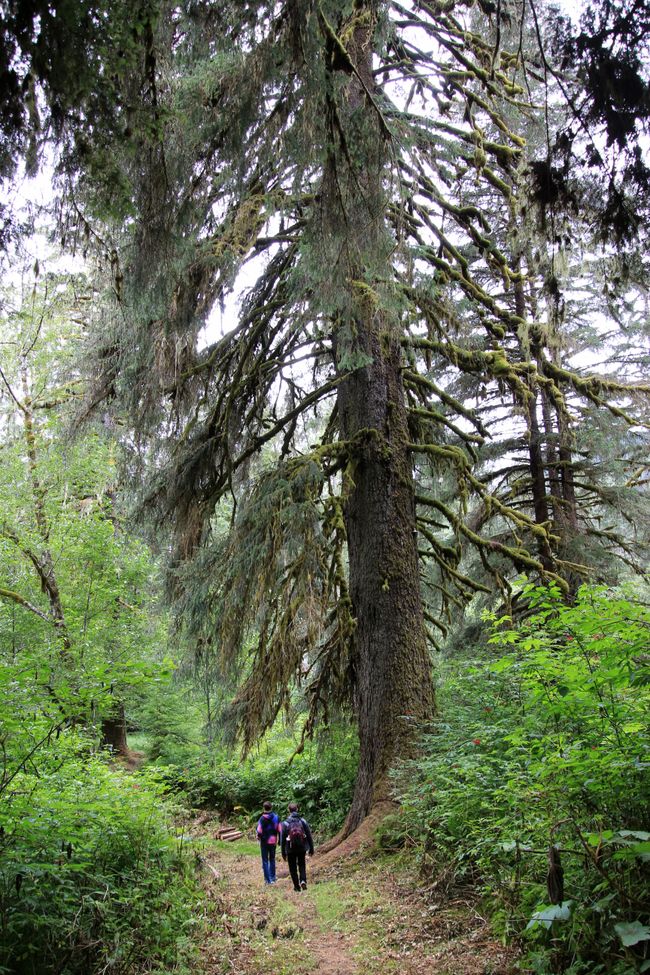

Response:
(216, 826), (244, 841)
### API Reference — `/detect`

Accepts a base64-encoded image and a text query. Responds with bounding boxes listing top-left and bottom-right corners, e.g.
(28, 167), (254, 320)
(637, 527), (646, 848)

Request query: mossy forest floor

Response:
(190, 817), (520, 975)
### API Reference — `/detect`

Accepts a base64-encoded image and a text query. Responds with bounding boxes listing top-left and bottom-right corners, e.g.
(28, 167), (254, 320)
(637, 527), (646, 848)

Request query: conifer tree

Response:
(11, 0), (648, 833)
(407, 2), (650, 613)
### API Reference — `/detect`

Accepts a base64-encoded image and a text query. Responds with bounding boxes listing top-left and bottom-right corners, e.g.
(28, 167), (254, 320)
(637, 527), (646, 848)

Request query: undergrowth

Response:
(0, 734), (200, 975)
(393, 582), (650, 975)
(152, 725), (358, 837)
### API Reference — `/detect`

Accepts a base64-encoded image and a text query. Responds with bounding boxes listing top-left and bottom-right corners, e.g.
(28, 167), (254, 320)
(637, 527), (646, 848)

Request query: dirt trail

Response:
(201, 850), (358, 975)
(287, 881), (358, 975)
(195, 826), (519, 975)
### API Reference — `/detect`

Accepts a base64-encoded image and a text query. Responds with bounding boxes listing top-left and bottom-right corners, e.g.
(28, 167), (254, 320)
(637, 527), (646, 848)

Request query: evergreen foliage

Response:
(46, 0), (648, 821)
(0, 0), (162, 192)
(552, 0), (650, 242)
(0, 4), (648, 965)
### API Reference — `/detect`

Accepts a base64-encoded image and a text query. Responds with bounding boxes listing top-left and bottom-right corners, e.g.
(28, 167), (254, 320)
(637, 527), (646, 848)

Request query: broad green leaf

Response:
(526, 902), (572, 930)
(614, 922), (650, 947)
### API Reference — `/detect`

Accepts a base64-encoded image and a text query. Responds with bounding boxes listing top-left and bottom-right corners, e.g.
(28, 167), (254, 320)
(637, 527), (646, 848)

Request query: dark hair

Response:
(288, 802), (298, 812)
(263, 801), (272, 812)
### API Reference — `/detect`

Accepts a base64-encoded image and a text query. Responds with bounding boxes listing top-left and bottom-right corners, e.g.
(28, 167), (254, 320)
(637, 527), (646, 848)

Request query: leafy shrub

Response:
(397, 583), (650, 973)
(163, 726), (358, 837)
(0, 735), (199, 975)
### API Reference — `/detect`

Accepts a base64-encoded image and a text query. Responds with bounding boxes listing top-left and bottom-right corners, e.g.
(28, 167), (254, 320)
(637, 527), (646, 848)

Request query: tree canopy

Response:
(2, 0), (648, 832)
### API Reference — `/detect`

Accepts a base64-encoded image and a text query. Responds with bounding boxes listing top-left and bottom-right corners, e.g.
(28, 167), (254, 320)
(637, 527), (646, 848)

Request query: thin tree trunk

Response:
(20, 361), (50, 540)
(557, 410), (579, 534)
(19, 362), (72, 658)
(540, 383), (563, 514)
(521, 244), (565, 529)
(512, 270), (553, 570)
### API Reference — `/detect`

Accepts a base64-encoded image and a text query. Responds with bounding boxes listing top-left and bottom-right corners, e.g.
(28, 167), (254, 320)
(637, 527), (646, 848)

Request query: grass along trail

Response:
(191, 819), (519, 975)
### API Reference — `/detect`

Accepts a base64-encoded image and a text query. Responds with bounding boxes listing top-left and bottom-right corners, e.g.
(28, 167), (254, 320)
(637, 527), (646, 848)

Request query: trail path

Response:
(193, 821), (519, 975)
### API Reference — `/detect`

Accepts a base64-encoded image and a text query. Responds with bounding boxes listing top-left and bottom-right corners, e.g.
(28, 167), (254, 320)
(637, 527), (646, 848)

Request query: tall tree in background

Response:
(408, 2), (650, 612)
(2, 0), (648, 833)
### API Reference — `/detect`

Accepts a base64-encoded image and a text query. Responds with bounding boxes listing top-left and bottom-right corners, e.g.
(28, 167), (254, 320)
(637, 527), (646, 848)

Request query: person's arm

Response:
(303, 819), (315, 855)
(280, 821), (287, 859)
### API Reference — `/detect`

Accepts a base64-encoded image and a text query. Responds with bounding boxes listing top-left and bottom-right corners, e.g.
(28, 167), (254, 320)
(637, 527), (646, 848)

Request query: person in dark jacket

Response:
(256, 801), (280, 885)
(281, 802), (314, 892)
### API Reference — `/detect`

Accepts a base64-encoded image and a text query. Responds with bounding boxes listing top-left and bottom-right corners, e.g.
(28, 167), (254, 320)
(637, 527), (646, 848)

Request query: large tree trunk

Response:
(101, 700), (129, 757)
(324, 4), (435, 835)
(337, 319), (435, 832)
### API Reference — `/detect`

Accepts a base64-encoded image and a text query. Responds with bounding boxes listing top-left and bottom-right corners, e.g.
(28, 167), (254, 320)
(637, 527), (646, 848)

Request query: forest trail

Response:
(194, 823), (519, 975)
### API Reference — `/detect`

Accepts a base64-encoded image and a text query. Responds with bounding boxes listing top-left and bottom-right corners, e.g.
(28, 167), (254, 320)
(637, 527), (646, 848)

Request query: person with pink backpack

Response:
(256, 801), (281, 885)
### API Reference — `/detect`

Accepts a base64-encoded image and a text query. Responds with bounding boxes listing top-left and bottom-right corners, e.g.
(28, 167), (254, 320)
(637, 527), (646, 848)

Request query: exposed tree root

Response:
(312, 799), (396, 870)
(114, 748), (146, 771)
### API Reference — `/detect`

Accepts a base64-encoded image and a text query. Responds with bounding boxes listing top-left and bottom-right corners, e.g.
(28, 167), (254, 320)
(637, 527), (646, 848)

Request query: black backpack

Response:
(286, 817), (307, 850)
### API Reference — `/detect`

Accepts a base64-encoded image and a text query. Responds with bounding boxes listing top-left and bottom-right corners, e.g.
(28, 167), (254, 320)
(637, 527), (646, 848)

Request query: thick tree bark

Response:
(101, 700), (129, 757)
(337, 320), (435, 831)
(323, 5), (435, 834)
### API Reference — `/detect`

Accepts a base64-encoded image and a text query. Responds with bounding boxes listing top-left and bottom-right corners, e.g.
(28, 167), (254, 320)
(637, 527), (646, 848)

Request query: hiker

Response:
(256, 800), (281, 885)
(281, 802), (314, 892)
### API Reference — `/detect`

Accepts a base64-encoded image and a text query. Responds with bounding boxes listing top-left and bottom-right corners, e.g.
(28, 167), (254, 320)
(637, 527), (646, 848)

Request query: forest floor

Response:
(189, 816), (521, 975)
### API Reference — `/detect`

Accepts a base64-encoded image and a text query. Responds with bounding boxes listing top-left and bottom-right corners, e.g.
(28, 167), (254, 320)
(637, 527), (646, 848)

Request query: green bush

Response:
(163, 726), (358, 837)
(397, 583), (650, 973)
(0, 736), (199, 975)
(375, 811), (415, 851)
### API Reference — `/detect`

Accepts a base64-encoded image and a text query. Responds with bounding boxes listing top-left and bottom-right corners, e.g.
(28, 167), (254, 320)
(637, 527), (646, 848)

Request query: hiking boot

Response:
(293, 885), (301, 892)
(300, 880), (307, 891)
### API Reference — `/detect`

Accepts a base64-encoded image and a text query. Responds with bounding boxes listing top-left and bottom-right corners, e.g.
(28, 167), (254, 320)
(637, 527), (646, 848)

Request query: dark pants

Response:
(287, 848), (307, 890)
(260, 841), (277, 884)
